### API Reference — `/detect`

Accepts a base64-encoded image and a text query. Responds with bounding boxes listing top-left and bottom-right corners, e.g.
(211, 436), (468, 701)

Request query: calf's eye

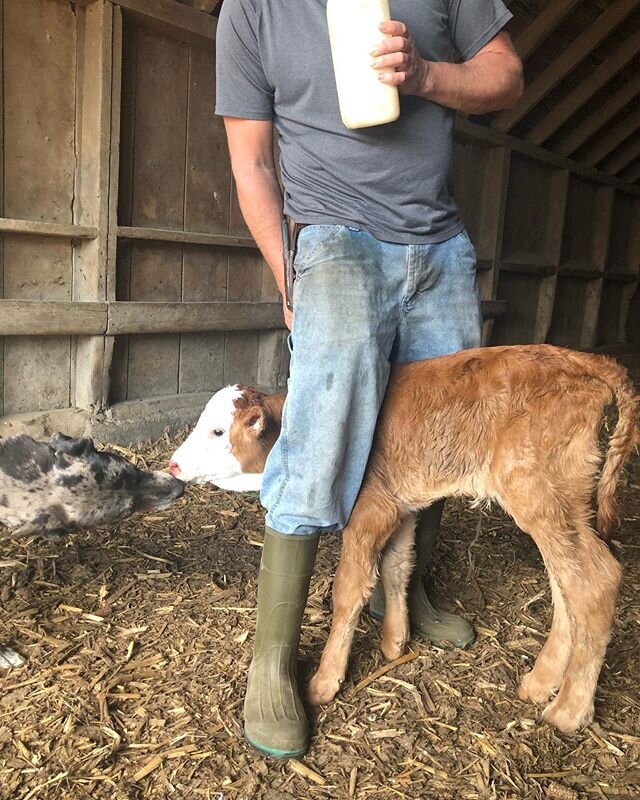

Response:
(210, 429), (224, 438)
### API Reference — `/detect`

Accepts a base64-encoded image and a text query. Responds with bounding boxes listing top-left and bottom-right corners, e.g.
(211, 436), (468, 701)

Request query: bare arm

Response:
(373, 27), (524, 114)
(223, 117), (292, 329)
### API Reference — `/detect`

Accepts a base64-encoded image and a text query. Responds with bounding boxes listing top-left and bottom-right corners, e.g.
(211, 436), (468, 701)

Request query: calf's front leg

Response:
(307, 530), (377, 706)
(308, 486), (400, 706)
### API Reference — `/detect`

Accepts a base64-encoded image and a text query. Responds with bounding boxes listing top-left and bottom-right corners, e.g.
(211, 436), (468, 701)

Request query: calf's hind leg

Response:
(518, 568), (572, 706)
(379, 514), (416, 661)
(308, 488), (400, 706)
(507, 494), (621, 732)
(541, 526), (621, 733)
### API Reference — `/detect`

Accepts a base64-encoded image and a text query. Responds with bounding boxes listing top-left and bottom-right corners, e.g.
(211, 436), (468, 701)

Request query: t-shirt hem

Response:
(458, 9), (513, 61)
(214, 106), (273, 120)
(291, 213), (465, 245)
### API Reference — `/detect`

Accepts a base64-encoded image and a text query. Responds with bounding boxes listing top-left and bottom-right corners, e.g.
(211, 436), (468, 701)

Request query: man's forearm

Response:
(233, 164), (286, 294)
(374, 26), (524, 115)
(419, 55), (524, 115)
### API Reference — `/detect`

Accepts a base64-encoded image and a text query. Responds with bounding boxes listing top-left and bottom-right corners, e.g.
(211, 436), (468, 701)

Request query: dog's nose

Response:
(168, 460), (181, 478)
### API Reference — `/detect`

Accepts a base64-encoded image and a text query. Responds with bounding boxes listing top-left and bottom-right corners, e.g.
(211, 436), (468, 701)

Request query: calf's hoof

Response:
(518, 670), (559, 706)
(308, 671), (342, 706)
(380, 635), (407, 662)
(542, 696), (594, 734)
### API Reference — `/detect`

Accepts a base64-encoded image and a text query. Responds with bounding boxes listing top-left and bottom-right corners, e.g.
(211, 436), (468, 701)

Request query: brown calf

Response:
(229, 345), (639, 732)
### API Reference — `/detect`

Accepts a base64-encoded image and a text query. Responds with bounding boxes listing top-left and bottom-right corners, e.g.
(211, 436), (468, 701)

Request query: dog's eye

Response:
(210, 429), (224, 438)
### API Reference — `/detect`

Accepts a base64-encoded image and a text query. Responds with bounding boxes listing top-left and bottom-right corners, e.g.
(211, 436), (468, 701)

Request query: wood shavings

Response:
(0, 412), (638, 799)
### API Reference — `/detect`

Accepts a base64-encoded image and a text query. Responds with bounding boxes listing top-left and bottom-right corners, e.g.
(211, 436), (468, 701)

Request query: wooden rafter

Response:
(111, 0), (217, 43)
(554, 78), (640, 156)
(605, 135), (640, 175)
(175, 0), (217, 11)
(513, 0), (583, 61)
(528, 29), (640, 147)
(584, 108), (640, 166)
(494, 0), (640, 133)
(622, 160), (640, 184)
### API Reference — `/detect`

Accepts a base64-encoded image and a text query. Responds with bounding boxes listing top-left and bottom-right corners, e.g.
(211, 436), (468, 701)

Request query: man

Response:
(215, 0), (523, 758)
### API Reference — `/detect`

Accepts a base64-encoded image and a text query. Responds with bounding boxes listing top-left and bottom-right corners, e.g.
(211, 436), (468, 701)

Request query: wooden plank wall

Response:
(1, 0), (639, 432)
(2, 0), (77, 415)
(110, 13), (286, 402)
(454, 132), (640, 352)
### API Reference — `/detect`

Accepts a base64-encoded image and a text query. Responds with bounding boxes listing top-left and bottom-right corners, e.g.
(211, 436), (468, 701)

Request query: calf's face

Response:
(169, 386), (280, 491)
(0, 433), (184, 538)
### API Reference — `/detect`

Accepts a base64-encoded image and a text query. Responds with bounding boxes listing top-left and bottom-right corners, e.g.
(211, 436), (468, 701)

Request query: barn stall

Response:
(0, 1), (639, 798)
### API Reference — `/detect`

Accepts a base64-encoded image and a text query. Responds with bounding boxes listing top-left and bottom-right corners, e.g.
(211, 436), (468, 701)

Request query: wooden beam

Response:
(494, 0), (640, 133)
(455, 117), (640, 198)
(529, 30), (640, 148)
(554, 79), (640, 156)
(481, 300), (507, 319)
(112, 0), (217, 45)
(604, 271), (640, 283)
(175, 0), (217, 11)
(107, 301), (284, 334)
(0, 218), (98, 239)
(513, 0), (582, 61)
(621, 160), (640, 185)
(605, 135), (640, 175)
(584, 108), (640, 167)
(117, 225), (257, 249)
(0, 301), (107, 336)
(0, 298), (506, 337)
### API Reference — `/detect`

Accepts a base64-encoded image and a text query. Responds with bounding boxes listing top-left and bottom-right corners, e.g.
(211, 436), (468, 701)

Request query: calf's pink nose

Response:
(168, 460), (181, 478)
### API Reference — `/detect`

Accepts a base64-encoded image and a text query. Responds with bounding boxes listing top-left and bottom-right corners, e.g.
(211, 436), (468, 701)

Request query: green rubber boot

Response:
(244, 526), (320, 758)
(370, 501), (475, 649)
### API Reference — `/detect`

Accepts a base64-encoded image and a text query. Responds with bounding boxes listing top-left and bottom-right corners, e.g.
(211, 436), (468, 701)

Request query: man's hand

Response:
(283, 303), (293, 331)
(371, 24), (523, 114)
(372, 20), (428, 96)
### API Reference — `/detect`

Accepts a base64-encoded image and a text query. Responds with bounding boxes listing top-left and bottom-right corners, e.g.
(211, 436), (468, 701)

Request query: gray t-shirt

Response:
(215, 0), (512, 244)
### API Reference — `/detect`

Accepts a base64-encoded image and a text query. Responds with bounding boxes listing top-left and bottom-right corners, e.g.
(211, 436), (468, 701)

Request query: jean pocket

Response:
(459, 229), (478, 264)
(294, 225), (343, 277)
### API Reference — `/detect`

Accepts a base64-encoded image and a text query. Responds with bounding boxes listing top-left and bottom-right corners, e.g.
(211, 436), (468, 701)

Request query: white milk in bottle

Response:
(326, 0), (401, 130)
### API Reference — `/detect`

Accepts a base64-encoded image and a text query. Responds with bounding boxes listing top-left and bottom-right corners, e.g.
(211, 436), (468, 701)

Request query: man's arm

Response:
(373, 27), (524, 114)
(224, 118), (292, 329)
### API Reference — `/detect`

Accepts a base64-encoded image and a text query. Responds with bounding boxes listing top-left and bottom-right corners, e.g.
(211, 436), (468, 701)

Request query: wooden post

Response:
(581, 187), (614, 349)
(534, 170), (569, 343)
(103, 5), (123, 407)
(479, 146), (511, 344)
(72, 0), (114, 411)
(616, 196), (640, 343)
(0, 0), (4, 418)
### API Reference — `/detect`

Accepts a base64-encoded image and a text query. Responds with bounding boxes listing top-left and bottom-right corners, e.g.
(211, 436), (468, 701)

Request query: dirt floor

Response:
(0, 406), (639, 799)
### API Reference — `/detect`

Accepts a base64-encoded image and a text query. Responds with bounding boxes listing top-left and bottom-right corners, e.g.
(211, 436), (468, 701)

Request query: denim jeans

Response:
(260, 225), (482, 535)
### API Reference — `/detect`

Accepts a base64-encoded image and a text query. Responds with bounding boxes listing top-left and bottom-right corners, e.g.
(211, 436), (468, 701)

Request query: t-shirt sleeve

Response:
(448, 0), (513, 62)
(215, 0), (274, 119)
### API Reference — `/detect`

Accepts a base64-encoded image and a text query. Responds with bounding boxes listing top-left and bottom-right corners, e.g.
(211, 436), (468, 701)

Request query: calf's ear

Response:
(242, 406), (267, 437)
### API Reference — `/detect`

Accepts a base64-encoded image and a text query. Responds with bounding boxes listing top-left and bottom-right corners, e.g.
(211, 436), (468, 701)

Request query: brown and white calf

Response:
(170, 344), (639, 734)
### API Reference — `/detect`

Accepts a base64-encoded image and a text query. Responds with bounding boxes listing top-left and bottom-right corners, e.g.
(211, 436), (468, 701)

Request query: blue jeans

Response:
(260, 225), (482, 535)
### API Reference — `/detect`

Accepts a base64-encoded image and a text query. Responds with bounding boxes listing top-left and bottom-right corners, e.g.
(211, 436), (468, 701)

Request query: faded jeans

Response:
(260, 225), (482, 535)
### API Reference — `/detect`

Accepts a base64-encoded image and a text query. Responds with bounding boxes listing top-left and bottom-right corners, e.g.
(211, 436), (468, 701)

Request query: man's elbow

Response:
(501, 57), (524, 110)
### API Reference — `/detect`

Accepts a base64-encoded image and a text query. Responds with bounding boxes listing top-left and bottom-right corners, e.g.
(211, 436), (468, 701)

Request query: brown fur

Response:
(230, 344), (639, 733)
(230, 390), (286, 475)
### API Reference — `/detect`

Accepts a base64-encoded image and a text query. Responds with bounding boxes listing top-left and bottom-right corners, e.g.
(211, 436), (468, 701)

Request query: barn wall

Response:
(1, 0), (639, 442)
